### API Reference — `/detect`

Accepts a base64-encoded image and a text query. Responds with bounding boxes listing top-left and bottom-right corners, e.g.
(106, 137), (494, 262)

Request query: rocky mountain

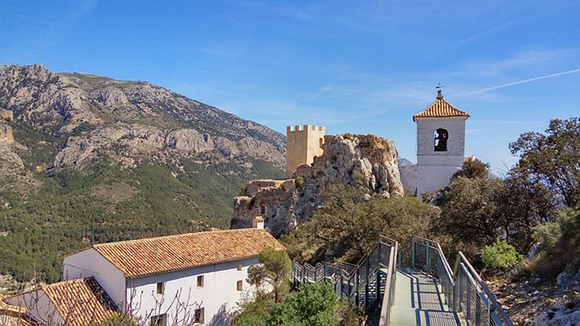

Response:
(0, 64), (285, 282)
(232, 134), (404, 236)
(398, 157), (417, 194)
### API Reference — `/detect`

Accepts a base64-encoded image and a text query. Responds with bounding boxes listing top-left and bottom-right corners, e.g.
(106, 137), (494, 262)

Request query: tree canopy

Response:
(509, 117), (580, 207)
(284, 185), (437, 265)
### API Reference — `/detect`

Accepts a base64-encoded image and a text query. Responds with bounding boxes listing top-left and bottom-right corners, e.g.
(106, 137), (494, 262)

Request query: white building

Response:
(61, 228), (285, 325)
(414, 90), (470, 197)
(5, 277), (117, 326)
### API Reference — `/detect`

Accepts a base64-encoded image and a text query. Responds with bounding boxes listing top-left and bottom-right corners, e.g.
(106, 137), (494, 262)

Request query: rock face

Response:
(398, 157), (417, 194)
(0, 123), (13, 143)
(532, 306), (580, 326)
(0, 64), (285, 170)
(0, 63), (286, 208)
(232, 134), (404, 236)
(557, 270), (580, 292)
(1, 109), (13, 122)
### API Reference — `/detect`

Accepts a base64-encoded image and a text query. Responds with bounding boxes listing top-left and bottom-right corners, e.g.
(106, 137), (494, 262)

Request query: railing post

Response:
(340, 273), (344, 298)
(365, 257), (370, 309)
(412, 238), (416, 269)
(377, 243), (382, 302)
(426, 244), (431, 274)
(355, 269), (360, 305)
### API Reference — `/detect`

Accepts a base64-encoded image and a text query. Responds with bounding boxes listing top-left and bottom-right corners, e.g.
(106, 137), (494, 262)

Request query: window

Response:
(237, 280), (243, 291)
(319, 138), (324, 148)
(194, 307), (205, 324)
(150, 314), (166, 326)
(237, 264), (242, 271)
(259, 204), (266, 215)
(156, 282), (164, 295)
(197, 275), (204, 288)
(434, 129), (449, 151)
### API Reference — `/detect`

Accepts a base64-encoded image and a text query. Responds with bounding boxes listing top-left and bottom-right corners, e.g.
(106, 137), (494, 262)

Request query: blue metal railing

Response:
(405, 236), (514, 326)
(291, 236), (398, 321)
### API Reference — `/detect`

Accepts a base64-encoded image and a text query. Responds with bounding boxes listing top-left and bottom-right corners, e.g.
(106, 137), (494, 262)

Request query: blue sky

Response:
(1, 0), (579, 173)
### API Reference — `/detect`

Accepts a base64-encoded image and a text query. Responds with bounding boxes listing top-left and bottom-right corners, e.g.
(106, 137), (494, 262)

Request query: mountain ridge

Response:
(0, 63), (286, 282)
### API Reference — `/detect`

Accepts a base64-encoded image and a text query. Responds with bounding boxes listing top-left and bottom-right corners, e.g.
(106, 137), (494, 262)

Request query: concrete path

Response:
(390, 268), (465, 326)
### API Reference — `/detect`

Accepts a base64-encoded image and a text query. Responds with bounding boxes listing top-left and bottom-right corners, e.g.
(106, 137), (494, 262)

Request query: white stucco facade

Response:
(128, 257), (257, 325)
(416, 116), (467, 196)
(63, 250), (258, 325)
(63, 248), (126, 307)
(6, 290), (63, 325)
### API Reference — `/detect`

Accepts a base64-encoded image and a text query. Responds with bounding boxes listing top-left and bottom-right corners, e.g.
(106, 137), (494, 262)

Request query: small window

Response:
(259, 204), (266, 215)
(237, 280), (243, 291)
(434, 129), (449, 152)
(197, 275), (204, 288)
(150, 314), (166, 326)
(156, 282), (164, 295)
(237, 264), (242, 271)
(194, 307), (205, 324)
(319, 138), (323, 148)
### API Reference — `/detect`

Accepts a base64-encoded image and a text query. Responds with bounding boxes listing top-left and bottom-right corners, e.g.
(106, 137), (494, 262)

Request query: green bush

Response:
(295, 176), (305, 189)
(267, 282), (338, 326)
(532, 221), (561, 249)
(233, 294), (274, 326)
(481, 238), (522, 269)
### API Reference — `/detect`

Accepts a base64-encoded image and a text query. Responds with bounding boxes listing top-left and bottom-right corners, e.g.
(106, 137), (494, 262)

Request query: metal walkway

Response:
(390, 269), (464, 326)
(291, 236), (514, 326)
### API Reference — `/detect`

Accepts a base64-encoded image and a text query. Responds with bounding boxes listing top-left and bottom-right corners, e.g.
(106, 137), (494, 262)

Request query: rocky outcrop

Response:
(557, 270), (580, 292)
(0, 124), (13, 143)
(296, 134), (404, 197)
(233, 179), (297, 235)
(0, 139), (39, 209)
(233, 134), (404, 237)
(532, 305), (580, 326)
(1, 109), (13, 122)
(398, 157), (417, 194)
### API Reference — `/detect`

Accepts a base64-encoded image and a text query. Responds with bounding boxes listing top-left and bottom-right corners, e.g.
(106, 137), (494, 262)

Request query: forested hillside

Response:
(0, 64), (285, 282)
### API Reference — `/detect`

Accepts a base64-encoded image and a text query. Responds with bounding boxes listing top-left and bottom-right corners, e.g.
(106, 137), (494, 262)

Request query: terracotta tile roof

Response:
(42, 277), (117, 326)
(1, 294), (27, 315)
(1, 294), (37, 325)
(413, 90), (470, 121)
(93, 228), (286, 278)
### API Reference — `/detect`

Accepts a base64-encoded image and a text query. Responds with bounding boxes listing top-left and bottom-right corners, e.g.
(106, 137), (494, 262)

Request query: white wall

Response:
(6, 290), (63, 325)
(127, 257), (259, 325)
(416, 117), (467, 196)
(62, 248), (126, 309)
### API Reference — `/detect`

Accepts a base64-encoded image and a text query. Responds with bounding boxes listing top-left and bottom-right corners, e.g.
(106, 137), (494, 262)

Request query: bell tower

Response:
(413, 90), (470, 197)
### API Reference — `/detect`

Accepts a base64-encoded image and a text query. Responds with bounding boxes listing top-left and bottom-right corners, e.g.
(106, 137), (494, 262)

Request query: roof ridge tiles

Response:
(413, 92), (470, 121)
(87, 228), (285, 278)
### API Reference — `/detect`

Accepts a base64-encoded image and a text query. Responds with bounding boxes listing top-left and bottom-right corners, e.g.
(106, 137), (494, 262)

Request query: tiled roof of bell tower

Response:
(413, 90), (470, 121)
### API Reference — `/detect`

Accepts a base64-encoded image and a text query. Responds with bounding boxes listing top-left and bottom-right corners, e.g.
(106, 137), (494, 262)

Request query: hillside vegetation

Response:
(0, 64), (285, 283)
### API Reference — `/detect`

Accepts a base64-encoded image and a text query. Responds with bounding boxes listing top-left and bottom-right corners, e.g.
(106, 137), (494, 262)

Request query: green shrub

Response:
(481, 238), (522, 269)
(295, 176), (305, 189)
(233, 293), (274, 326)
(267, 282), (338, 326)
(532, 221), (561, 249)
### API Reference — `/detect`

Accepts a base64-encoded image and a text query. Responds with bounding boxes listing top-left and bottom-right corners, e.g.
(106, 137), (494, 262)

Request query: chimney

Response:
(252, 216), (264, 229)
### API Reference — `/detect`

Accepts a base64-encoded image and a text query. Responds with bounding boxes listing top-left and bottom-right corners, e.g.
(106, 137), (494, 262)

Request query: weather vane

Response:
(436, 82), (445, 90)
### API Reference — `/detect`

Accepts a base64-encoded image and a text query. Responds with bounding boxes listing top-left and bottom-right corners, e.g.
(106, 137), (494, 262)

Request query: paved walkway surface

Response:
(390, 268), (465, 326)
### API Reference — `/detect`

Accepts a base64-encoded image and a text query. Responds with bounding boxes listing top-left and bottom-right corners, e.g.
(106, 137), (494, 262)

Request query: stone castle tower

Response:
(286, 125), (326, 177)
(413, 90), (470, 196)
